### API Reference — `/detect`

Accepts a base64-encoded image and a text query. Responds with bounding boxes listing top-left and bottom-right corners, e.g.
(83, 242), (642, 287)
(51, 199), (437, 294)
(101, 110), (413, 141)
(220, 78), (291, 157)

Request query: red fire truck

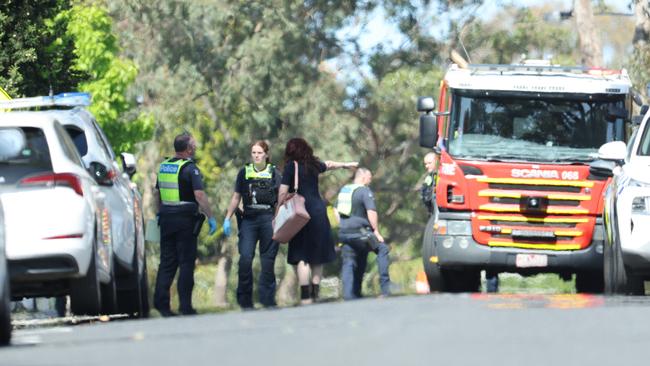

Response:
(418, 60), (633, 293)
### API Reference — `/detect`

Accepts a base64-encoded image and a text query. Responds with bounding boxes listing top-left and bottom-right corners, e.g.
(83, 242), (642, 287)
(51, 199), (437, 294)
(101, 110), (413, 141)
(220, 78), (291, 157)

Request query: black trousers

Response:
(154, 214), (198, 313)
(237, 213), (278, 308)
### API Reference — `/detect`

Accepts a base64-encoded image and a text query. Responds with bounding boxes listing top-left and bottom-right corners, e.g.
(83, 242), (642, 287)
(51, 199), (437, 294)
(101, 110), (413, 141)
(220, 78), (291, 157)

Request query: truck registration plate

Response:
(515, 254), (548, 268)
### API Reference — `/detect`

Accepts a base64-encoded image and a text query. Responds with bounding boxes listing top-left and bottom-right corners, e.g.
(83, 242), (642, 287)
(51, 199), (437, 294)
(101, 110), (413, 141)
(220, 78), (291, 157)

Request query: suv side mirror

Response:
(88, 161), (114, 186)
(120, 152), (137, 179)
(598, 141), (627, 161)
(0, 128), (26, 161)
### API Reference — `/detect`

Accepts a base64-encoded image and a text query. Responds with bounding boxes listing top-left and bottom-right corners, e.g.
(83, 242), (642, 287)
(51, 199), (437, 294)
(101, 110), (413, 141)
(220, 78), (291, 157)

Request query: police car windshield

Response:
(447, 90), (626, 163)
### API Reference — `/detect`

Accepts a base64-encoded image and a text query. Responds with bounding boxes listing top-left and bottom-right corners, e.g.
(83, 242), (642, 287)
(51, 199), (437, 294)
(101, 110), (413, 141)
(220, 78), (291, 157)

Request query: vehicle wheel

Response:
(610, 236), (644, 295)
(116, 248), (144, 318)
(575, 271), (604, 294)
(139, 253), (150, 318)
(0, 275), (11, 346)
(422, 214), (446, 291)
(70, 240), (102, 316)
(604, 238), (615, 294)
(101, 264), (117, 315)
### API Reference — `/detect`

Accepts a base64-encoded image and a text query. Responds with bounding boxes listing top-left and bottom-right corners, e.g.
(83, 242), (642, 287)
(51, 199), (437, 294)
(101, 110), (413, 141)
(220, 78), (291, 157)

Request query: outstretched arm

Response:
(325, 161), (358, 170)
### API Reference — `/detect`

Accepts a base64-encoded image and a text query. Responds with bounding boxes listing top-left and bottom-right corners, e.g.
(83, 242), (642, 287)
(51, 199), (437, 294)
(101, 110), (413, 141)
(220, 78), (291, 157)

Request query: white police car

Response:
(596, 108), (650, 295)
(0, 106), (113, 315)
(0, 132), (16, 344)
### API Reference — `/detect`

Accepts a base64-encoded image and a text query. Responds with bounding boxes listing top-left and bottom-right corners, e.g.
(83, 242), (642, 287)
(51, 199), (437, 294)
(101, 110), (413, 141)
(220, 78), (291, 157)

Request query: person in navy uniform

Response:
(420, 152), (438, 215)
(153, 133), (217, 316)
(224, 140), (282, 309)
(334, 168), (391, 299)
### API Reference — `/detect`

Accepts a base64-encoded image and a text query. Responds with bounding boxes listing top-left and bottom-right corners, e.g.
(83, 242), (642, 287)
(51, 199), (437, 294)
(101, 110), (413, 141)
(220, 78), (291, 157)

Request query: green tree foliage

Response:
(0, 0), (88, 96)
(55, 4), (152, 153)
(458, 6), (577, 65)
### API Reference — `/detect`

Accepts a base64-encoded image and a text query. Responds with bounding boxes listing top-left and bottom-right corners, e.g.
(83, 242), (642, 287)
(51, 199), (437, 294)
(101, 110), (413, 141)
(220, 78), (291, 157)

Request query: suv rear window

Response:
(64, 125), (88, 157)
(0, 127), (53, 185)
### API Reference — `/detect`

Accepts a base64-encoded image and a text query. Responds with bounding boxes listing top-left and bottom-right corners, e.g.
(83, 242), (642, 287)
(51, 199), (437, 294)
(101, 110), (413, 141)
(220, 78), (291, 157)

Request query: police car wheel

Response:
(70, 238), (102, 316)
(0, 275), (11, 346)
(116, 244), (144, 317)
(609, 236), (644, 295)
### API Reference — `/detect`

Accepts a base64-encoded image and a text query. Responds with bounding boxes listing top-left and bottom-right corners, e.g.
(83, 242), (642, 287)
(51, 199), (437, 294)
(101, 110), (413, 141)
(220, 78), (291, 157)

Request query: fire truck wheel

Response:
(422, 214), (445, 291)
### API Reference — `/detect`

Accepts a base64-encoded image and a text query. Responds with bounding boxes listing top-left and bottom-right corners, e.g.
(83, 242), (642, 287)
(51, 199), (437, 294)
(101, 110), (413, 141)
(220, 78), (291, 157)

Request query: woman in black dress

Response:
(278, 138), (357, 305)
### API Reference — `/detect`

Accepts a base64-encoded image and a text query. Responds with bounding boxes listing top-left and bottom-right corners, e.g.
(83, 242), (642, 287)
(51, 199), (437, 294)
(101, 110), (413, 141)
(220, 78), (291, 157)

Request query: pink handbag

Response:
(272, 161), (311, 243)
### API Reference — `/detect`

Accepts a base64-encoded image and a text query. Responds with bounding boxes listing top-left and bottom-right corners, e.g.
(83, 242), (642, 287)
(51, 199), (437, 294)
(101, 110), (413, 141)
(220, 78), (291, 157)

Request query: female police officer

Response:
(224, 140), (282, 309)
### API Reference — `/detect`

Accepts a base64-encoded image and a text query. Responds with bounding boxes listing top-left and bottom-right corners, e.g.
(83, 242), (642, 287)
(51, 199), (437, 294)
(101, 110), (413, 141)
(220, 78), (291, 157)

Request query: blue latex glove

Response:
(223, 218), (232, 237)
(208, 217), (218, 235)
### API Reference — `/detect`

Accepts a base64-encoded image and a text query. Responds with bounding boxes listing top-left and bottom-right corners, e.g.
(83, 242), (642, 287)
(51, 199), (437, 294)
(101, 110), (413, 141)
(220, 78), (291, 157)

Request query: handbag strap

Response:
(293, 161), (299, 192)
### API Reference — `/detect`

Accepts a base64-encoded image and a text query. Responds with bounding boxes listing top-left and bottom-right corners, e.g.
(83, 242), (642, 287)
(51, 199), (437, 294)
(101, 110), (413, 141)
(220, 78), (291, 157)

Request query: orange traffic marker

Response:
(415, 270), (430, 294)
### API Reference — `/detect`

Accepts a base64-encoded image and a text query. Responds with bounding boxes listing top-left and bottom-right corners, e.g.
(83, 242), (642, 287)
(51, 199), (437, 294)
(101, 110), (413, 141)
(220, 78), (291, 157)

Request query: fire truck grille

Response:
(488, 183), (582, 193)
(474, 177), (596, 250)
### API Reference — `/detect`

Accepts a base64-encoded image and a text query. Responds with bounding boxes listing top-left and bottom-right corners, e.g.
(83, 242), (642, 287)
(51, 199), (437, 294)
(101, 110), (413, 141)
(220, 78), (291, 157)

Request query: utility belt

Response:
(159, 201), (198, 216)
(243, 204), (274, 217)
(339, 226), (381, 252)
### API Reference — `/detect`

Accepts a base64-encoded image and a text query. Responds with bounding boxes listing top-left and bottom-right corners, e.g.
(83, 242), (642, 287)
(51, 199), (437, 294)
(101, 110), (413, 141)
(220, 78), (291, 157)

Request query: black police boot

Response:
(311, 283), (320, 302)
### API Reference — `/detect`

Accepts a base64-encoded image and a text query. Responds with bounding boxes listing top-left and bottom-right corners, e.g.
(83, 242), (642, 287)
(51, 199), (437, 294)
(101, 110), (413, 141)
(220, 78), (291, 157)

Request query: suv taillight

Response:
(20, 172), (84, 196)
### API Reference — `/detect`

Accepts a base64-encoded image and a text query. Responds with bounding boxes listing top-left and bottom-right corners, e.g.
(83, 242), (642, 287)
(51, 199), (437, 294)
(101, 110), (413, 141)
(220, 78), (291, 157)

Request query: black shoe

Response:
(180, 308), (198, 316)
(156, 308), (178, 317)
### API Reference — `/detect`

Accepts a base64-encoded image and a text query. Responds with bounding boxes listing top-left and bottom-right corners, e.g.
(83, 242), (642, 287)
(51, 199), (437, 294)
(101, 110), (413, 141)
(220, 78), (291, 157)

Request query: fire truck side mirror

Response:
(417, 97), (435, 113)
(419, 114), (438, 148)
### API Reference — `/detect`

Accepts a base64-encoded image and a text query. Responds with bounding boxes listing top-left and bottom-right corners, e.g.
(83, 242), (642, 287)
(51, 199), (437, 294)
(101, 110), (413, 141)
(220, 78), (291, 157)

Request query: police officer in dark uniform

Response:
(153, 133), (217, 316)
(224, 140), (281, 309)
(421, 152), (438, 215)
(335, 168), (391, 300)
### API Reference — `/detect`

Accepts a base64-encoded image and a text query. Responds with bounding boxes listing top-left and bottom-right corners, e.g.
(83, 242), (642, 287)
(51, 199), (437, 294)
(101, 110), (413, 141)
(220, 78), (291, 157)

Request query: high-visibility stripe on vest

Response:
(244, 163), (274, 180)
(158, 158), (191, 205)
(336, 184), (364, 217)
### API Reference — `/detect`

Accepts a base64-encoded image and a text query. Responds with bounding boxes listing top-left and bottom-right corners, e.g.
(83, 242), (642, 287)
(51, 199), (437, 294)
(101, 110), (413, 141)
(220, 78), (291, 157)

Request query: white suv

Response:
(595, 108), (650, 295)
(0, 199), (10, 346)
(0, 111), (113, 315)
(0, 93), (148, 317)
(56, 108), (148, 318)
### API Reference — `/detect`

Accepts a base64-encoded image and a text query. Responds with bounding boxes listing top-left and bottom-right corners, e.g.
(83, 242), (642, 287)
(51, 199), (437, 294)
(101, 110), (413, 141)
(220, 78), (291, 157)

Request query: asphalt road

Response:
(2, 293), (650, 366)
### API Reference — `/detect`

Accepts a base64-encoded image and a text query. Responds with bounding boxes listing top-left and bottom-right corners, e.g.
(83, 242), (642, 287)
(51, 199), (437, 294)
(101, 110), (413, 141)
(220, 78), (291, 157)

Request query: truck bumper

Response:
(433, 212), (604, 273)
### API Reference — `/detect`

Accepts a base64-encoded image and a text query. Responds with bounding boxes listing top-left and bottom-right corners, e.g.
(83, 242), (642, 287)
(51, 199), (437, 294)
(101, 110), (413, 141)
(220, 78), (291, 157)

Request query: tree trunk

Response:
(213, 246), (232, 307)
(276, 263), (297, 306)
(574, 0), (603, 67)
(633, 0), (650, 48)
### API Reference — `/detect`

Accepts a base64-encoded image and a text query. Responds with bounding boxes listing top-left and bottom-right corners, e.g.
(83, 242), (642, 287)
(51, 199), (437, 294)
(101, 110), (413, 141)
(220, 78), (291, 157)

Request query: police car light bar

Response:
(0, 92), (91, 110)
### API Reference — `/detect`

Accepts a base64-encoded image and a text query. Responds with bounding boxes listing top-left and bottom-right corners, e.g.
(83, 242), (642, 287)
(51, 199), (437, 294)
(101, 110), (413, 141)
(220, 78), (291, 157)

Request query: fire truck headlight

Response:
(447, 220), (472, 235)
(442, 238), (454, 249)
(457, 237), (470, 249)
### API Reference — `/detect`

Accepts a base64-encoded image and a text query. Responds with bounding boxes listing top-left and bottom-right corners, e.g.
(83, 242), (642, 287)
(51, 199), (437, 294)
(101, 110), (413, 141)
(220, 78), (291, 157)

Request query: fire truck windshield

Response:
(447, 91), (626, 163)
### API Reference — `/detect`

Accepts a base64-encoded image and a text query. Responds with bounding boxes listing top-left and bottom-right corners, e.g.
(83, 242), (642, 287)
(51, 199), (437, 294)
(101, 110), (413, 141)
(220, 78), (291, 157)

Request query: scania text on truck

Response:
(418, 59), (633, 293)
